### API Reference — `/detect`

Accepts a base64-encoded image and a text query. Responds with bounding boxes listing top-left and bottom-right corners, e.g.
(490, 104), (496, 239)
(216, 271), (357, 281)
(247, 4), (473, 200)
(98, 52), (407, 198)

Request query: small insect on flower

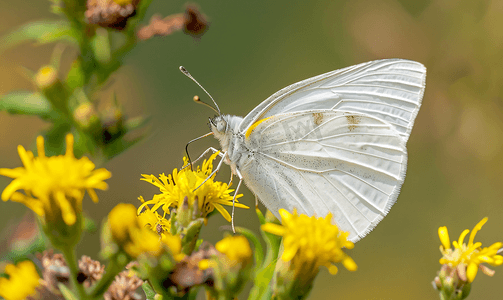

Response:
(0, 134), (111, 226)
(437, 217), (503, 283)
(137, 196), (171, 236)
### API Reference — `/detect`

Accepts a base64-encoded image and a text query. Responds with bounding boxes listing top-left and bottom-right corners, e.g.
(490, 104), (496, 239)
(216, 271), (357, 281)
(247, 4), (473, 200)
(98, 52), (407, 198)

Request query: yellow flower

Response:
(108, 203), (163, 258)
(216, 235), (252, 267)
(138, 152), (248, 222)
(137, 196), (171, 235)
(161, 233), (185, 262)
(0, 134), (111, 225)
(438, 217), (503, 282)
(0, 261), (40, 300)
(262, 209), (357, 276)
(35, 65), (58, 89)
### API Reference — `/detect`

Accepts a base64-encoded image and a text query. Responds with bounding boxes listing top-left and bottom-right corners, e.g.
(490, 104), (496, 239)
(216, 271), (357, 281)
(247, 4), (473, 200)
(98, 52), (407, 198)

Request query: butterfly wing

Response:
(241, 110), (407, 242)
(238, 59), (426, 143)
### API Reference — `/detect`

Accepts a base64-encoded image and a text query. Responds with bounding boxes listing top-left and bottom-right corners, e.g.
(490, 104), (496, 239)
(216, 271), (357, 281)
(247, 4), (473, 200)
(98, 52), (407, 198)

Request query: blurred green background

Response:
(1, 0), (503, 299)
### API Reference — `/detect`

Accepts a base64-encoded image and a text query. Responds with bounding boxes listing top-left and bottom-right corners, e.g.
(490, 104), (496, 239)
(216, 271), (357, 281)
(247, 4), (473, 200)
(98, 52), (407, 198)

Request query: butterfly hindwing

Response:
(241, 110), (407, 242)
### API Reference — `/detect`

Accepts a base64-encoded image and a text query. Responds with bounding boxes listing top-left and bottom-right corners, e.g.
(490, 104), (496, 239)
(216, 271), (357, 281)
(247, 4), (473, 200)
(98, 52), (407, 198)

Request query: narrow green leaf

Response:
(91, 28), (111, 64)
(0, 20), (78, 53)
(0, 91), (59, 120)
(66, 59), (85, 90)
(248, 260), (276, 300)
(235, 227), (264, 271)
(142, 281), (157, 300)
(58, 283), (78, 300)
(102, 132), (148, 160)
(124, 115), (151, 131)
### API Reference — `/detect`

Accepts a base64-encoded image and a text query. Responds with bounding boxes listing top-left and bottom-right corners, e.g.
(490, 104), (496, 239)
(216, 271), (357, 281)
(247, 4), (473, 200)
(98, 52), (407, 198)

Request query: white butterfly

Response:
(181, 59), (426, 242)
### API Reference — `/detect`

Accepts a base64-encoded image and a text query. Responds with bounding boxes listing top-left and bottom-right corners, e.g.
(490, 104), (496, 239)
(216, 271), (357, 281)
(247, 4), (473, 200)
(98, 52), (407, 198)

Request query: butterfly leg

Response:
(228, 172), (233, 187)
(182, 147), (224, 170)
(231, 168), (244, 233)
(193, 150), (227, 191)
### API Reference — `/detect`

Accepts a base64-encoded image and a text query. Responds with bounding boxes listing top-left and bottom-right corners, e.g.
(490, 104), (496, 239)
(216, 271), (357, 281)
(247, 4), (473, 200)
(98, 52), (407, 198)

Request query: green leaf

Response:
(0, 20), (78, 53)
(91, 28), (111, 64)
(235, 227), (264, 271)
(101, 131), (148, 160)
(142, 281), (157, 300)
(124, 115), (151, 131)
(58, 283), (78, 300)
(247, 208), (282, 300)
(83, 214), (97, 233)
(248, 260), (276, 300)
(66, 59), (85, 90)
(0, 91), (60, 120)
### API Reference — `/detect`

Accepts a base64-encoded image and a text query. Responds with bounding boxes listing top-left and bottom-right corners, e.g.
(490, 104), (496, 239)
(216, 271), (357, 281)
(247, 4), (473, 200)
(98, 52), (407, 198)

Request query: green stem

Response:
(61, 246), (88, 299)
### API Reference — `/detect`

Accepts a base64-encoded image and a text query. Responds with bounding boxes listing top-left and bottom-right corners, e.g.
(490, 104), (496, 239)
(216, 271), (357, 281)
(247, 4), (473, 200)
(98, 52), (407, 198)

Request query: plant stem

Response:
(61, 246), (88, 299)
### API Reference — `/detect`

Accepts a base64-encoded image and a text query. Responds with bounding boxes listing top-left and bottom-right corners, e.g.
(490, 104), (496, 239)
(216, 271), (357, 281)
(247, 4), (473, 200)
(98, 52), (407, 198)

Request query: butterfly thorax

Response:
(210, 115), (242, 151)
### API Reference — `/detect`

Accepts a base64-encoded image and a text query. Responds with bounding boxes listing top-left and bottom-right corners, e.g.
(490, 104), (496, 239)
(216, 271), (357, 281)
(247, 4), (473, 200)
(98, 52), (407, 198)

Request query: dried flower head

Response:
(168, 242), (218, 291)
(78, 255), (105, 288)
(37, 250), (70, 293)
(85, 0), (140, 30)
(104, 270), (143, 300)
(137, 5), (208, 40)
(183, 5), (208, 37)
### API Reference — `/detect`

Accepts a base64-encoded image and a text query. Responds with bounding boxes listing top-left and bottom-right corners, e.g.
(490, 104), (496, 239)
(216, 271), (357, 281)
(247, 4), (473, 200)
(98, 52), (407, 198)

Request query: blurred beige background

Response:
(2, 0), (503, 299)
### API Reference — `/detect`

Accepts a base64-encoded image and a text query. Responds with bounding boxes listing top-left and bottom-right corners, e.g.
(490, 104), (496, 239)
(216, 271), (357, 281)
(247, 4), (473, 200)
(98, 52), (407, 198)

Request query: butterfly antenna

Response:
(179, 66), (221, 115)
(193, 96), (219, 115)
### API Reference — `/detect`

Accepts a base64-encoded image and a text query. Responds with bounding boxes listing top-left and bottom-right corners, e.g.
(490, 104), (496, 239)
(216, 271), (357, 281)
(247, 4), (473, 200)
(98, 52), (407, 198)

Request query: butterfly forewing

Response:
(238, 59), (426, 143)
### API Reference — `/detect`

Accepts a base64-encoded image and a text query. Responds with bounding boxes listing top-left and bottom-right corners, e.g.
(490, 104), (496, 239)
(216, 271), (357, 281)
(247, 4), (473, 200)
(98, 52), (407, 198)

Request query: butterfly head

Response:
(209, 115), (228, 137)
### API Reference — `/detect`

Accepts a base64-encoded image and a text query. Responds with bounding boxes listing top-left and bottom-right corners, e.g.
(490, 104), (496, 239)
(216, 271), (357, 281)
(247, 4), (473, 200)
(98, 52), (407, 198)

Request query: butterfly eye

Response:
(209, 117), (216, 127)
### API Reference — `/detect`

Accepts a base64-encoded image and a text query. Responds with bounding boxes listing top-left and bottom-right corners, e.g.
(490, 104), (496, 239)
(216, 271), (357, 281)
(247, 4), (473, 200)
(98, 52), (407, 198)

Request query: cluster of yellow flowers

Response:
(3, 135), (501, 300)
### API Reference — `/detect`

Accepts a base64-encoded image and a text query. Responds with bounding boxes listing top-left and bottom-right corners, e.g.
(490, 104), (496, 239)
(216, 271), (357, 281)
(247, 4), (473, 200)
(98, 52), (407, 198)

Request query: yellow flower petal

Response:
(468, 217), (488, 246)
(438, 226), (450, 249)
(261, 223), (286, 236)
(467, 262), (478, 282)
